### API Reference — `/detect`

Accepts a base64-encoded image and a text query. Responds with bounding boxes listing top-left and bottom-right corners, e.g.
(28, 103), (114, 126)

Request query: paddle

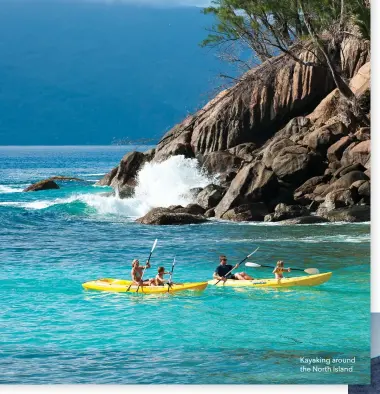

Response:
(245, 262), (319, 275)
(167, 257), (176, 292)
(214, 247), (260, 285)
(134, 239), (158, 293)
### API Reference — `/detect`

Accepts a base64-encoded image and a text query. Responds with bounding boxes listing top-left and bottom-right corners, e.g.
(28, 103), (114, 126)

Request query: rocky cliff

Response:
(98, 34), (370, 225)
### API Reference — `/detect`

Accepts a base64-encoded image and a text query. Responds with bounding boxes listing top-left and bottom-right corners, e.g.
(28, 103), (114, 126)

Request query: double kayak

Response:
(82, 278), (208, 294)
(82, 273), (331, 293)
(208, 272), (332, 288)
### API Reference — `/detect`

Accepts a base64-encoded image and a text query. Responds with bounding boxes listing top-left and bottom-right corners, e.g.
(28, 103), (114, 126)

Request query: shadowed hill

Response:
(0, 1), (233, 145)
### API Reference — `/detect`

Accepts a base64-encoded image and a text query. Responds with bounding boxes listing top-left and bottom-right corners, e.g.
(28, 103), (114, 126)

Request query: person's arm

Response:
(156, 276), (166, 285)
(144, 261), (151, 269)
(273, 267), (278, 274)
(213, 268), (227, 282)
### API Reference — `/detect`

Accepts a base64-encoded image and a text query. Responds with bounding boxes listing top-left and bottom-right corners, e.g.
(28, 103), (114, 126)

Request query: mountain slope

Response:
(0, 1), (231, 145)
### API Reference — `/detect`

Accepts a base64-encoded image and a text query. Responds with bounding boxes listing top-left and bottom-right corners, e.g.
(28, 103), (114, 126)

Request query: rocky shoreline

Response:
(97, 34), (370, 225)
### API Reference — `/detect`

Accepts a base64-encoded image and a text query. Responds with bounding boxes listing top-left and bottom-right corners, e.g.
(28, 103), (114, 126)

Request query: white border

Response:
(0, 385), (348, 394)
(3, 2), (378, 394)
(371, 0), (379, 314)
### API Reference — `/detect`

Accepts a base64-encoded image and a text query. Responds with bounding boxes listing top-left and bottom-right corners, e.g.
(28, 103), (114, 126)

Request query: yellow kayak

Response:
(82, 278), (208, 294)
(208, 272), (332, 288)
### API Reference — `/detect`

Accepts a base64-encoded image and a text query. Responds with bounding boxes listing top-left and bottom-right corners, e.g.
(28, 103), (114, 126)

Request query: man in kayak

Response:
(213, 255), (254, 282)
(131, 259), (152, 286)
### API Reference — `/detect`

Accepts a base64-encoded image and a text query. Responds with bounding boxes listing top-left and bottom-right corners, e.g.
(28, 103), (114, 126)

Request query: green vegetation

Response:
(201, 0), (370, 63)
(201, 0), (370, 124)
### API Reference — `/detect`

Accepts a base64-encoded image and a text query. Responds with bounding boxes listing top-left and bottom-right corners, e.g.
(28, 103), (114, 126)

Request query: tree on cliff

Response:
(201, 0), (370, 124)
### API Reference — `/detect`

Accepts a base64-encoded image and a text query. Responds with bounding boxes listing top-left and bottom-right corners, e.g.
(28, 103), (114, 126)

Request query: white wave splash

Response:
(81, 155), (212, 217)
(78, 173), (105, 176)
(215, 235), (370, 244)
(0, 185), (24, 194)
(0, 156), (213, 217)
(0, 196), (78, 210)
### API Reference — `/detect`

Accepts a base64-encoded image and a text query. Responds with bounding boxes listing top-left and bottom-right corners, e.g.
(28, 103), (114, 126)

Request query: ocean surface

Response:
(0, 146), (371, 384)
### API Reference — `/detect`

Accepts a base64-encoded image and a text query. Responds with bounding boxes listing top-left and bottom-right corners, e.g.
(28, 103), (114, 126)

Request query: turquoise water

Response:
(0, 146), (370, 384)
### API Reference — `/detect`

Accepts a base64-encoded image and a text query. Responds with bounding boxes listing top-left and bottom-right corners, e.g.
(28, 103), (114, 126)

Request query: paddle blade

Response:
(151, 239), (158, 253)
(304, 268), (320, 275)
(245, 262), (261, 268)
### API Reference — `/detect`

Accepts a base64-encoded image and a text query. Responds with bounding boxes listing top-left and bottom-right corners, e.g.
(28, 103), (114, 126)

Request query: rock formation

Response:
(24, 176), (84, 192)
(24, 179), (60, 192)
(99, 33), (370, 225)
(96, 151), (149, 197)
(136, 207), (208, 225)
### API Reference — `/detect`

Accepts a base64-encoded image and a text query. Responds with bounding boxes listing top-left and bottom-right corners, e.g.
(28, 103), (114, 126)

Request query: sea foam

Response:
(0, 185), (24, 194)
(0, 156), (213, 218)
(82, 155), (212, 217)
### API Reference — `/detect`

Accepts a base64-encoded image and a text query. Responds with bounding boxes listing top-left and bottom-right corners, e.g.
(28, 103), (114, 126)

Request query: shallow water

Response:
(0, 146), (370, 384)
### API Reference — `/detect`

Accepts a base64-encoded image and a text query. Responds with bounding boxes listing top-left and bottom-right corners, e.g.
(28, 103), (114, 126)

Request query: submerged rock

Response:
(319, 205), (370, 222)
(24, 179), (60, 192)
(136, 207), (207, 225)
(277, 216), (329, 225)
(23, 176), (84, 192)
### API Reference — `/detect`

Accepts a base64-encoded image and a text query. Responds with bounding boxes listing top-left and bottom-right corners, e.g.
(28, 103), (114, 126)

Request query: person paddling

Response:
(213, 255), (254, 282)
(273, 260), (291, 280)
(131, 259), (152, 286)
(151, 266), (170, 286)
